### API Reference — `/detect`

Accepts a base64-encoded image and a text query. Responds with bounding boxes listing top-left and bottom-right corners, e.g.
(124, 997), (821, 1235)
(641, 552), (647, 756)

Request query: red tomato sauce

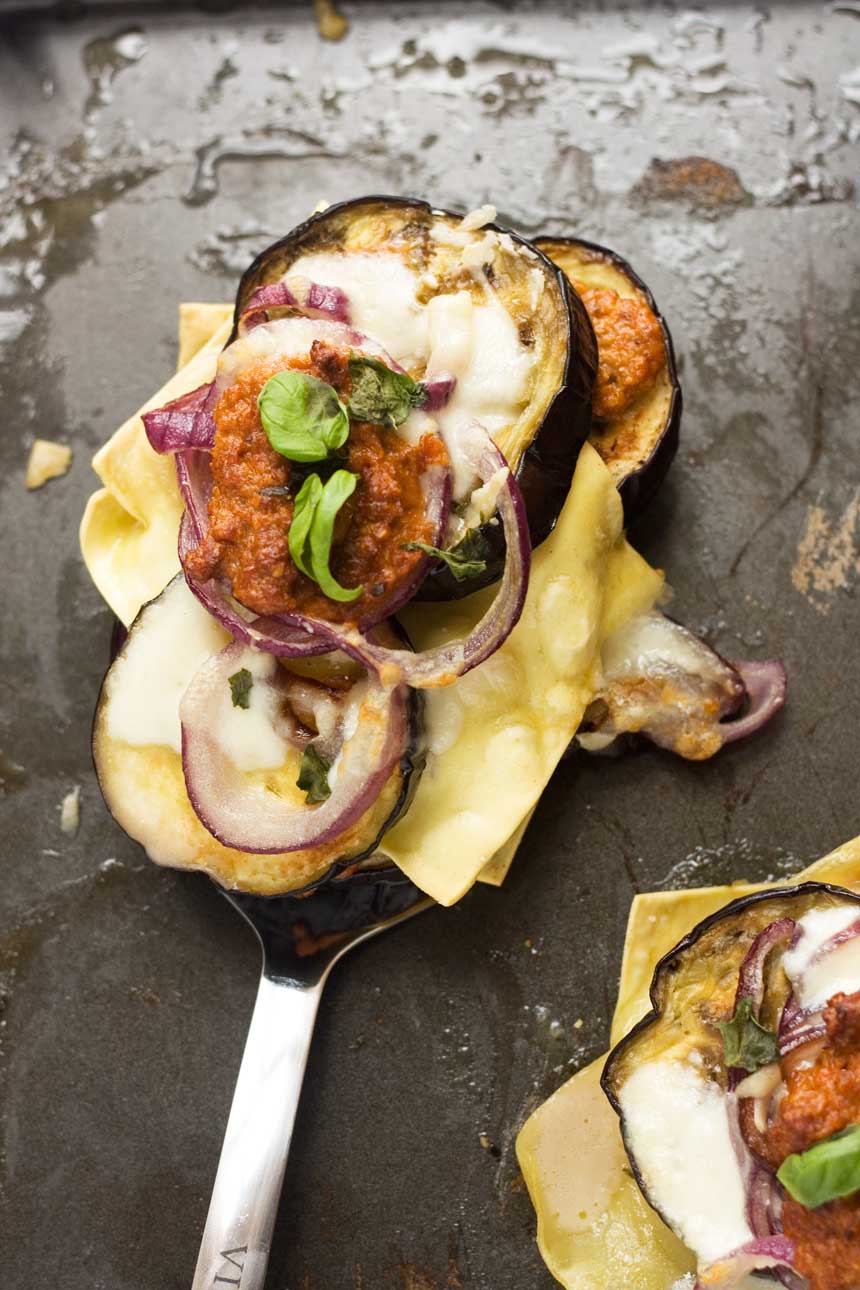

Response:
(184, 341), (448, 623)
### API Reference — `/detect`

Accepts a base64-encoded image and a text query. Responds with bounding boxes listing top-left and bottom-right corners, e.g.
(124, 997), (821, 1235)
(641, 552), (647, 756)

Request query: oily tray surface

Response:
(2, 3), (859, 1287)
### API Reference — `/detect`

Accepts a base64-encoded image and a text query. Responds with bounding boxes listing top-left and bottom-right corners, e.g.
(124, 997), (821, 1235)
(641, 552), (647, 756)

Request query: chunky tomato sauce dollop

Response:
(185, 342), (448, 622)
(746, 990), (860, 1290)
(575, 284), (665, 421)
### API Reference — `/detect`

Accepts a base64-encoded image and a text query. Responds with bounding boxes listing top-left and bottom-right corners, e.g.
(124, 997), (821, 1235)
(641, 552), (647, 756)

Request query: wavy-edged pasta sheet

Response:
(517, 835), (860, 1289)
(80, 304), (664, 904)
(80, 309), (232, 627)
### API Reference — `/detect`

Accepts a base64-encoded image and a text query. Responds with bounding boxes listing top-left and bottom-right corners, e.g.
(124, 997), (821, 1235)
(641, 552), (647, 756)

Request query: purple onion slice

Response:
(180, 639), (409, 854)
(735, 918), (796, 1022)
(238, 278), (351, 333)
(178, 512), (330, 659)
(422, 372), (457, 410)
(721, 660), (788, 745)
(142, 381), (217, 454)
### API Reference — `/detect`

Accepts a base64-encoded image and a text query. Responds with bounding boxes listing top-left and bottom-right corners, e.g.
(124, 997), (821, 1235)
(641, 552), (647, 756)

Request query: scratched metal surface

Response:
(1, 2), (859, 1286)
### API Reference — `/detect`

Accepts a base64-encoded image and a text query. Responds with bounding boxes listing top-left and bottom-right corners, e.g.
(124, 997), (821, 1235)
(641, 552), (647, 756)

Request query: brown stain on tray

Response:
(792, 491), (860, 615)
(633, 155), (751, 209)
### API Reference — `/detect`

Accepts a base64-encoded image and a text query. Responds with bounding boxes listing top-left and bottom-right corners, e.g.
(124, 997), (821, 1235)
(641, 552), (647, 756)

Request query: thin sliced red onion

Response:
(779, 1016), (828, 1056)
(180, 639), (408, 853)
(811, 915), (860, 962)
(305, 280), (350, 322)
(695, 1236), (797, 1290)
(726, 918), (795, 1089)
(239, 278), (350, 333)
(422, 372), (457, 410)
(721, 660), (787, 744)
(727, 1096), (783, 1242)
(142, 382), (216, 454)
(737, 919), (796, 1017)
(746, 1160), (783, 1241)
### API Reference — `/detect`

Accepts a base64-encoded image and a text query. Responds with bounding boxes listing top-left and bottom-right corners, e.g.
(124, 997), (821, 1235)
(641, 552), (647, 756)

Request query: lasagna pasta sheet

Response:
(516, 835), (860, 1288)
(80, 304), (663, 905)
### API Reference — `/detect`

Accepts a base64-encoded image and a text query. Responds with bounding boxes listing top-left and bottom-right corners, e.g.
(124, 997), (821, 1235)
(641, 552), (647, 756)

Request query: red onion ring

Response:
(239, 279), (351, 333)
(180, 639), (409, 854)
(142, 381), (217, 454)
(422, 372), (457, 410)
(721, 659), (787, 744)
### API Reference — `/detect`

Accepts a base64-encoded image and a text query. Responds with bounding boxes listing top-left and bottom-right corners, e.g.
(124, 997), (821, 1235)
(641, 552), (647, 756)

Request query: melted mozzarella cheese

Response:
(287, 247), (534, 500)
(618, 1060), (752, 1266)
(782, 903), (860, 1009)
(287, 250), (429, 366)
(601, 612), (720, 681)
(105, 576), (228, 753)
(105, 578), (287, 772)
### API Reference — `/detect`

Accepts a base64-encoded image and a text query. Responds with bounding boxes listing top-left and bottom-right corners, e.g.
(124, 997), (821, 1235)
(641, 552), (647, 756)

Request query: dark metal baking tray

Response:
(1, 2), (859, 1285)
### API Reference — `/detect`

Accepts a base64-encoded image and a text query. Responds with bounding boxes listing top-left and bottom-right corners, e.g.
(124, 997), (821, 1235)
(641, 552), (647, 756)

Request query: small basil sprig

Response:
(258, 370), (349, 462)
(289, 469), (362, 603)
(228, 668), (253, 709)
(778, 1125), (860, 1209)
(347, 354), (427, 428)
(402, 528), (488, 583)
(716, 998), (780, 1073)
(296, 745), (332, 804)
(402, 541), (487, 582)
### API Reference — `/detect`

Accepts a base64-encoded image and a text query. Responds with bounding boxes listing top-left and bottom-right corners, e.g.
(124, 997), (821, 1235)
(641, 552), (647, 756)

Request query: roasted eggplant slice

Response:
(603, 883), (860, 1289)
(536, 237), (680, 518)
(93, 574), (423, 896)
(233, 196), (597, 598)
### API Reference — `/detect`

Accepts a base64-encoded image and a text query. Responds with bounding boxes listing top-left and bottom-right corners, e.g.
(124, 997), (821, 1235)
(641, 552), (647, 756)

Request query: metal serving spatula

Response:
(189, 868), (431, 1290)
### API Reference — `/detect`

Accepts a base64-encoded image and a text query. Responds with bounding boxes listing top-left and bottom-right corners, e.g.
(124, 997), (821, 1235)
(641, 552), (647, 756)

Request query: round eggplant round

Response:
(536, 237), (681, 519)
(232, 195), (597, 599)
(93, 574), (424, 897)
(601, 882), (860, 1253)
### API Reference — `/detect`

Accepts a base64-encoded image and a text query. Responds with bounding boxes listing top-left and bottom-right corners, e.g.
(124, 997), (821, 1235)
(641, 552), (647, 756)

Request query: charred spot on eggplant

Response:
(92, 574), (424, 897)
(233, 196), (597, 600)
(536, 236), (681, 520)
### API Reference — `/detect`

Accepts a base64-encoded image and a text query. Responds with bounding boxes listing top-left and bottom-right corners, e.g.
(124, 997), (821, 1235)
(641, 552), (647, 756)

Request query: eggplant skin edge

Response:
(92, 589), (424, 901)
(599, 880), (860, 1233)
(535, 235), (682, 522)
(231, 195), (598, 602)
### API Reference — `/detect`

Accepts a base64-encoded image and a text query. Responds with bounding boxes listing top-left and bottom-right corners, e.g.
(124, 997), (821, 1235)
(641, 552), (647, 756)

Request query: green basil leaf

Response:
(401, 540), (487, 583)
(778, 1125), (860, 1209)
(228, 668), (253, 709)
(347, 354), (427, 428)
(309, 470), (363, 602)
(258, 370), (349, 462)
(296, 744), (332, 804)
(716, 997), (780, 1072)
(288, 473), (323, 579)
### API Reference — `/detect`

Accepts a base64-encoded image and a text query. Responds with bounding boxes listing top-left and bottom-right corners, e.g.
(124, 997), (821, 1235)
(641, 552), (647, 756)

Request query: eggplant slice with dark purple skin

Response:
(232, 196), (597, 599)
(93, 574), (425, 897)
(536, 237), (681, 519)
(602, 882), (860, 1288)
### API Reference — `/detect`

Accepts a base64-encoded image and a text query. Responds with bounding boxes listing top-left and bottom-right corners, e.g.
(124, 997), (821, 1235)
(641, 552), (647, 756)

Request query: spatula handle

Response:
(190, 972), (323, 1290)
